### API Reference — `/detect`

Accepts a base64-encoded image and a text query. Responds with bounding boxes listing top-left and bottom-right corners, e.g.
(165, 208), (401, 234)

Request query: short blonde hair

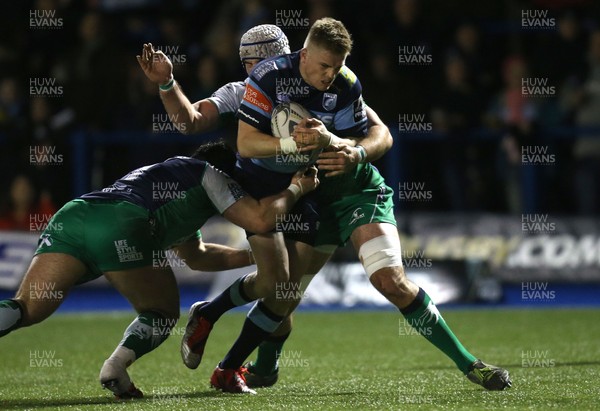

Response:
(305, 17), (352, 56)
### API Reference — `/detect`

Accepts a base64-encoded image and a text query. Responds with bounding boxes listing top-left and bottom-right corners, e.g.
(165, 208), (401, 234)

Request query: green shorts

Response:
(315, 163), (396, 248)
(34, 199), (160, 284)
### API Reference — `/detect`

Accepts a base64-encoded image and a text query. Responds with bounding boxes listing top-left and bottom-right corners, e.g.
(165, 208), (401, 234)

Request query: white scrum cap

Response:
(239, 24), (290, 62)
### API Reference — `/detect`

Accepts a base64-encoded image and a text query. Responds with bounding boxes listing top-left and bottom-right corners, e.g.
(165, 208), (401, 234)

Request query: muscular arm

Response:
(174, 238), (253, 271)
(355, 106), (393, 162)
(159, 85), (220, 135)
(237, 119), (283, 158)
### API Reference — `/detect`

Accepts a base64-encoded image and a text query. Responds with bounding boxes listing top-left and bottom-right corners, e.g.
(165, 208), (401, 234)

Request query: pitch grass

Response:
(0, 309), (598, 410)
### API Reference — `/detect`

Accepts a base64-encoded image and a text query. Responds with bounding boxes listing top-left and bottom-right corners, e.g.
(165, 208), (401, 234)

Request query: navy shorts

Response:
(233, 156), (318, 246)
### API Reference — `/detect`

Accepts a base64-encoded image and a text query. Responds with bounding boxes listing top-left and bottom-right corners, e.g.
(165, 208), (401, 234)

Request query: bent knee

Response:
(370, 268), (413, 297)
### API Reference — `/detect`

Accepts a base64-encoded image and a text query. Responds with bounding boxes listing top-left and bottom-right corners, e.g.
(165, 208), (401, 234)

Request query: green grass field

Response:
(0, 308), (598, 410)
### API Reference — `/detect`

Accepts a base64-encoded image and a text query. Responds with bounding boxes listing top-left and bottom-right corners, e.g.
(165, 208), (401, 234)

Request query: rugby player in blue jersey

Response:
(182, 18), (511, 394)
(140, 21), (510, 394)
(0, 144), (318, 399)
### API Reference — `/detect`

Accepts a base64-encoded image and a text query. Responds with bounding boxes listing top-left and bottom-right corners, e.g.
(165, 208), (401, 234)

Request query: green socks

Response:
(401, 288), (477, 374)
(115, 311), (172, 365)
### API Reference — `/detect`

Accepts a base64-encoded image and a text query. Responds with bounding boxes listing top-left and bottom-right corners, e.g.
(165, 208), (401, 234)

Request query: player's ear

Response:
(300, 48), (308, 62)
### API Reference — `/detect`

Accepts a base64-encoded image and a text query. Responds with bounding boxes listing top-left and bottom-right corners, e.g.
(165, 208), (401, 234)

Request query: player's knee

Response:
(370, 268), (411, 298)
(358, 235), (403, 278)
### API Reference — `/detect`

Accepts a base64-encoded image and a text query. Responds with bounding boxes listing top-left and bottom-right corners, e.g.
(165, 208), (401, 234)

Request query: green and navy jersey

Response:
(81, 156), (245, 248)
(237, 50), (368, 172)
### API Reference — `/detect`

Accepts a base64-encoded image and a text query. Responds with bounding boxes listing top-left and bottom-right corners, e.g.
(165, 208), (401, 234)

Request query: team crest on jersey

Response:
(322, 93), (337, 111)
(39, 233), (52, 247)
(349, 207), (365, 225)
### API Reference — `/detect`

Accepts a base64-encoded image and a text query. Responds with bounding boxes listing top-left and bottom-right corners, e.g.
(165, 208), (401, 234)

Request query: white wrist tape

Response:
(286, 183), (302, 200)
(358, 235), (403, 277)
(280, 137), (298, 154)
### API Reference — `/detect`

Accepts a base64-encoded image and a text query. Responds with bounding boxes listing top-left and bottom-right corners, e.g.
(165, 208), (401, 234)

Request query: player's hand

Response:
(292, 118), (330, 151)
(291, 166), (320, 193)
(317, 144), (360, 177)
(136, 43), (174, 86)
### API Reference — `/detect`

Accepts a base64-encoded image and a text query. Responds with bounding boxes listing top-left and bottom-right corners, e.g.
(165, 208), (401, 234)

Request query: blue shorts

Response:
(233, 156), (318, 245)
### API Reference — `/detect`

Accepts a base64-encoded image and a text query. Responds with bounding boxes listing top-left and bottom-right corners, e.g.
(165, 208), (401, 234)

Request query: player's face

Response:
(243, 59), (262, 75)
(300, 45), (346, 91)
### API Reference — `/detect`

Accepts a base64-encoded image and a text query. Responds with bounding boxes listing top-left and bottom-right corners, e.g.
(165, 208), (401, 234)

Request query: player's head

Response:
(191, 140), (236, 175)
(300, 18), (352, 91)
(239, 24), (290, 75)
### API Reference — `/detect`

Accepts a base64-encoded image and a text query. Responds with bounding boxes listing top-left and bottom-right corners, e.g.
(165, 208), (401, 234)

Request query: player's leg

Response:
(99, 265), (179, 399)
(352, 222), (511, 390)
(181, 231), (289, 370)
(210, 238), (315, 393)
(245, 247), (333, 387)
(0, 253), (86, 337)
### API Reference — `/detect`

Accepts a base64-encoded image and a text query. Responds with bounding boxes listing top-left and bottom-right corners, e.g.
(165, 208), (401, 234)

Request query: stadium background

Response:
(1, 0), (599, 309)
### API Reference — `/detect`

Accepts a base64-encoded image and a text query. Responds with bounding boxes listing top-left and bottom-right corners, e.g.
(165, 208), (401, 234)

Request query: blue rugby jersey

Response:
(237, 51), (368, 172)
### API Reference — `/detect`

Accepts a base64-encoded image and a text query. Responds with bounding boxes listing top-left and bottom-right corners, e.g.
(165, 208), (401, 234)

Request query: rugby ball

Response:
(271, 102), (313, 139)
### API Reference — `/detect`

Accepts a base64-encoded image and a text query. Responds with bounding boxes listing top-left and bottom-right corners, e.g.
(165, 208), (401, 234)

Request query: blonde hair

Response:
(305, 17), (352, 56)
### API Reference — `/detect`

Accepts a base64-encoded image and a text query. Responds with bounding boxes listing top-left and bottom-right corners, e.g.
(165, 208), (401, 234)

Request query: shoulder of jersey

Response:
(251, 53), (295, 82)
(335, 65), (360, 90)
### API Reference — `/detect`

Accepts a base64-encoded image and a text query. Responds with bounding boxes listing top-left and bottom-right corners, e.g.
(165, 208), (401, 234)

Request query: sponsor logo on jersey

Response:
(253, 60), (278, 81)
(353, 98), (365, 123)
(238, 110), (260, 125)
(114, 239), (143, 263)
(243, 83), (272, 113)
(322, 93), (337, 111)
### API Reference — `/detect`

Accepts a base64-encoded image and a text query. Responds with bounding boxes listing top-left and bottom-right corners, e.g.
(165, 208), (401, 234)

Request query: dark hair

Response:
(190, 140), (237, 175)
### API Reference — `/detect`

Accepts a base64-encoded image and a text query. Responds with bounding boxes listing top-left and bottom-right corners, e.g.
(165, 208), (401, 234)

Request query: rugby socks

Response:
(201, 274), (253, 324)
(251, 331), (291, 375)
(220, 301), (284, 370)
(0, 299), (23, 337)
(400, 288), (477, 374)
(108, 311), (172, 367)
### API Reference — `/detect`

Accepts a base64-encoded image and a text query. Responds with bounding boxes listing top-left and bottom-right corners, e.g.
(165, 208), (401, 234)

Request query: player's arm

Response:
(236, 75), (302, 158)
(237, 120), (288, 158)
(136, 43), (219, 134)
(223, 167), (319, 233)
(174, 237), (254, 271)
(354, 106), (393, 161)
(316, 106), (393, 176)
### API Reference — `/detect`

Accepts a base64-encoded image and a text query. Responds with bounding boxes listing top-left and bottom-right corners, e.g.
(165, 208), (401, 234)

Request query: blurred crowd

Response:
(1, 0), (599, 230)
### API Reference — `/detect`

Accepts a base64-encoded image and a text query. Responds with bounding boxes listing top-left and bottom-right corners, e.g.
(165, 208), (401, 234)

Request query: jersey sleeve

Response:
(237, 61), (278, 133)
(207, 81), (245, 115)
(201, 164), (247, 213)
